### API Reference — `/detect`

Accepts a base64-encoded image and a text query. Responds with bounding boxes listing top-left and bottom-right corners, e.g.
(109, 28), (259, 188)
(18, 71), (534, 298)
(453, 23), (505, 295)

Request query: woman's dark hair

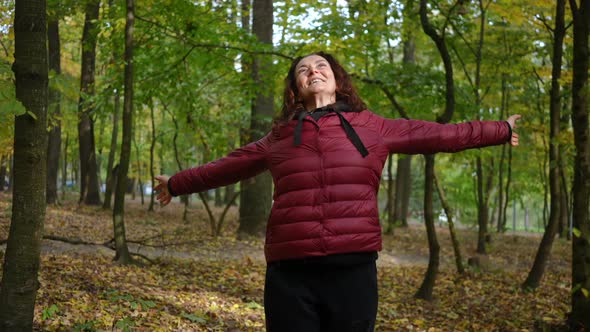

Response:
(278, 51), (366, 122)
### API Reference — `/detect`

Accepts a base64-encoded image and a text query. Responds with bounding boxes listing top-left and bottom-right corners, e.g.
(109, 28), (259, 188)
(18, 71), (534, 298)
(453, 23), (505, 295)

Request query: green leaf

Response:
(115, 317), (135, 331)
(41, 304), (59, 320)
(181, 313), (207, 324)
(246, 301), (263, 309)
(573, 228), (582, 238)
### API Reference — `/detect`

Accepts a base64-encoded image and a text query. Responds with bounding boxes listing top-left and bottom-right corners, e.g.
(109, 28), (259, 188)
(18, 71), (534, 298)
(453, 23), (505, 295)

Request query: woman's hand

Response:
(506, 114), (521, 146)
(154, 175), (172, 206)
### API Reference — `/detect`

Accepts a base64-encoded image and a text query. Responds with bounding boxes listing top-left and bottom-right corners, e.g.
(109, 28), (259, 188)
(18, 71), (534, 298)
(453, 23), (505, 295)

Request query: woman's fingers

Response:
(511, 133), (519, 146)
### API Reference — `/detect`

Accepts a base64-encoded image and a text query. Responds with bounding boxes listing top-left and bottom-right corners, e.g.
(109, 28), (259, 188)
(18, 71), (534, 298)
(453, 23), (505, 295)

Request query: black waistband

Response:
(269, 251), (378, 269)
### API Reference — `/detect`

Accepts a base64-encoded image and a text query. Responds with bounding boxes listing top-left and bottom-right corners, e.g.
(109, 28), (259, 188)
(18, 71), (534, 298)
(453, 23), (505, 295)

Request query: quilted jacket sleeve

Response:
(168, 133), (271, 196)
(377, 116), (511, 155)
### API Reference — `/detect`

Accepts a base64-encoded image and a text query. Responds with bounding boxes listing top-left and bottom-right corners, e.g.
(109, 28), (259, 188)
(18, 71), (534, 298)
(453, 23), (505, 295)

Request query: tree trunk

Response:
(0, 156), (6, 191)
(568, 0), (590, 329)
(225, 184), (236, 205)
(103, 0), (121, 210)
(434, 170), (464, 274)
(112, 0), (135, 264)
(384, 153), (395, 234)
(415, 155), (440, 300)
(103, 92), (120, 209)
(46, 16), (61, 205)
(78, 0), (102, 205)
(215, 188), (223, 207)
(416, 0), (456, 301)
(7, 155), (14, 192)
(522, 0), (565, 290)
(0, 0), (48, 328)
(238, 0), (273, 237)
(148, 102), (156, 211)
(476, 157), (488, 254)
(394, 17), (416, 229)
(61, 134), (68, 200)
(394, 155), (412, 227)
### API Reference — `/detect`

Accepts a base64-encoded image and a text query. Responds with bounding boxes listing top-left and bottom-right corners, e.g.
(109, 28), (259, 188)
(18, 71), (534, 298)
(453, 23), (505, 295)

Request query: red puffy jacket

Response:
(168, 110), (510, 262)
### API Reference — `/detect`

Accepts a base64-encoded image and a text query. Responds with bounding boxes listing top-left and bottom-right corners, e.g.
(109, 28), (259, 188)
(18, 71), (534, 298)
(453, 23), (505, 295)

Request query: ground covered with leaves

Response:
(0, 193), (570, 331)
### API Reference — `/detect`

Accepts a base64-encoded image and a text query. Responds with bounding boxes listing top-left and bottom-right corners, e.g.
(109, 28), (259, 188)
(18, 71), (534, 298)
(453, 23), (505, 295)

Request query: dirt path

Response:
(11, 239), (429, 268)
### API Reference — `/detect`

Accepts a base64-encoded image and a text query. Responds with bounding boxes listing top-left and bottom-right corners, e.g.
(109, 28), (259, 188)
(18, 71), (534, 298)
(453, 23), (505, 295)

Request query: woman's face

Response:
(294, 55), (337, 103)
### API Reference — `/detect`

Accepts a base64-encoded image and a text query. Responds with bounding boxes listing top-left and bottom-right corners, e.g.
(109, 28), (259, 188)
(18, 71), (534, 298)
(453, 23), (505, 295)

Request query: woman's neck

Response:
(304, 94), (336, 112)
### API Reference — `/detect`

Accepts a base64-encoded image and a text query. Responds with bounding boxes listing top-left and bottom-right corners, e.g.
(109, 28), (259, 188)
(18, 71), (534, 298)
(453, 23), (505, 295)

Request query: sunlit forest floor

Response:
(0, 192), (570, 331)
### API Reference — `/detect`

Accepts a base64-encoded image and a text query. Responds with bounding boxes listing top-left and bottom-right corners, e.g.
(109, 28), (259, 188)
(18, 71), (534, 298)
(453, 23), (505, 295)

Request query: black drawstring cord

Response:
(333, 110), (369, 157)
(294, 110), (308, 146)
(293, 104), (369, 158)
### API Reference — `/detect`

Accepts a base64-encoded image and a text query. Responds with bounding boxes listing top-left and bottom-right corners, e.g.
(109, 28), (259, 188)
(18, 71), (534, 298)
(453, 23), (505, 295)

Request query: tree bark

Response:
(46, 16), (61, 205)
(522, 0), (565, 290)
(148, 102), (156, 211)
(415, 0), (456, 301)
(476, 157), (488, 254)
(0, 156), (6, 191)
(434, 170), (464, 274)
(394, 155), (412, 227)
(393, 16), (416, 229)
(415, 155), (440, 300)
(103, 92), (120, 209)
(238, 0), (273, 237)
(78, 0), (102, 205)
(568, 0), (590, 329)
(103, 0), (121, 210)
(0, 0), (48, 328)
(112, 0), (135, 264)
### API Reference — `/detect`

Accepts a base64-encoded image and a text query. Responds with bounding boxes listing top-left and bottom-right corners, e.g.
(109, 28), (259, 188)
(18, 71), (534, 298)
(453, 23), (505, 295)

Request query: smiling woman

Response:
(154, 51), (520, 332)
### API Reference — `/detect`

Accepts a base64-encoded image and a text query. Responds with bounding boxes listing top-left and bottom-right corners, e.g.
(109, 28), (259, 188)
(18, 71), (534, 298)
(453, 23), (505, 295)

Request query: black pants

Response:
(264, 259), (378, 332)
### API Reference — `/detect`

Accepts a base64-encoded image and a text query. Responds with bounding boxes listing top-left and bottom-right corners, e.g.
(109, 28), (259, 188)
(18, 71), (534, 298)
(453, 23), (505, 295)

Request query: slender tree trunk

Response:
(215, 188), (223, 207)
(103, 0), (121, 210)
(393, 21), (416, 228)
(476, 157), (488, 254)
(103, 92), (120, 209)
(133, 137), (144, 205)
(225, 184), (236, 205)
(61, 134), (68, 200)
(148, 103), (156, 211)
(568, 0), (590, 328)
(416, 0), (455, 300)
(415, 155), (440, 300)
(238, 0), (273, 237)
(502, 146), (513, 231)
(559, 166), (569, 238)
(522, 0), (565, 290)
(46, 16), (61, 205)
(385, 153), (395, 234)
(0, 156), (6, 191)
(112, 0), (135, 264)
(0, 0), (48, 328)
(78, 0), (102, 205)
(434, 170), (464, 274)
(393, 155), (412, 227)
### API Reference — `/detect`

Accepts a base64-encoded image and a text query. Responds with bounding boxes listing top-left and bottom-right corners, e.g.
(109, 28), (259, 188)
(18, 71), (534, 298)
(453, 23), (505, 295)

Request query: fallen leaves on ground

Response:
(0, 193), (571, 331)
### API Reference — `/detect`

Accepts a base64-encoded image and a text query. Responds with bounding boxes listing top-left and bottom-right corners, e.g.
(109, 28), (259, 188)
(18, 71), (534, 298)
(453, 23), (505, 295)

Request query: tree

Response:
(102, 0), (121, 210)
(0, 0), (48, 328)
(46, 7), (62, 205)
(78, 0), (102, 205)
(237, 0), (274, 237)
(522, 0), (566, 290)
(112, 0), (134, 264)
(568, 0), (590, 328)
(415, 0), (456, 301)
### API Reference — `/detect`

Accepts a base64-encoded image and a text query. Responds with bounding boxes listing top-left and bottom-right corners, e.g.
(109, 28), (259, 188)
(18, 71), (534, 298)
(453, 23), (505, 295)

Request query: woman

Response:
(155, 51), (520, 332)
